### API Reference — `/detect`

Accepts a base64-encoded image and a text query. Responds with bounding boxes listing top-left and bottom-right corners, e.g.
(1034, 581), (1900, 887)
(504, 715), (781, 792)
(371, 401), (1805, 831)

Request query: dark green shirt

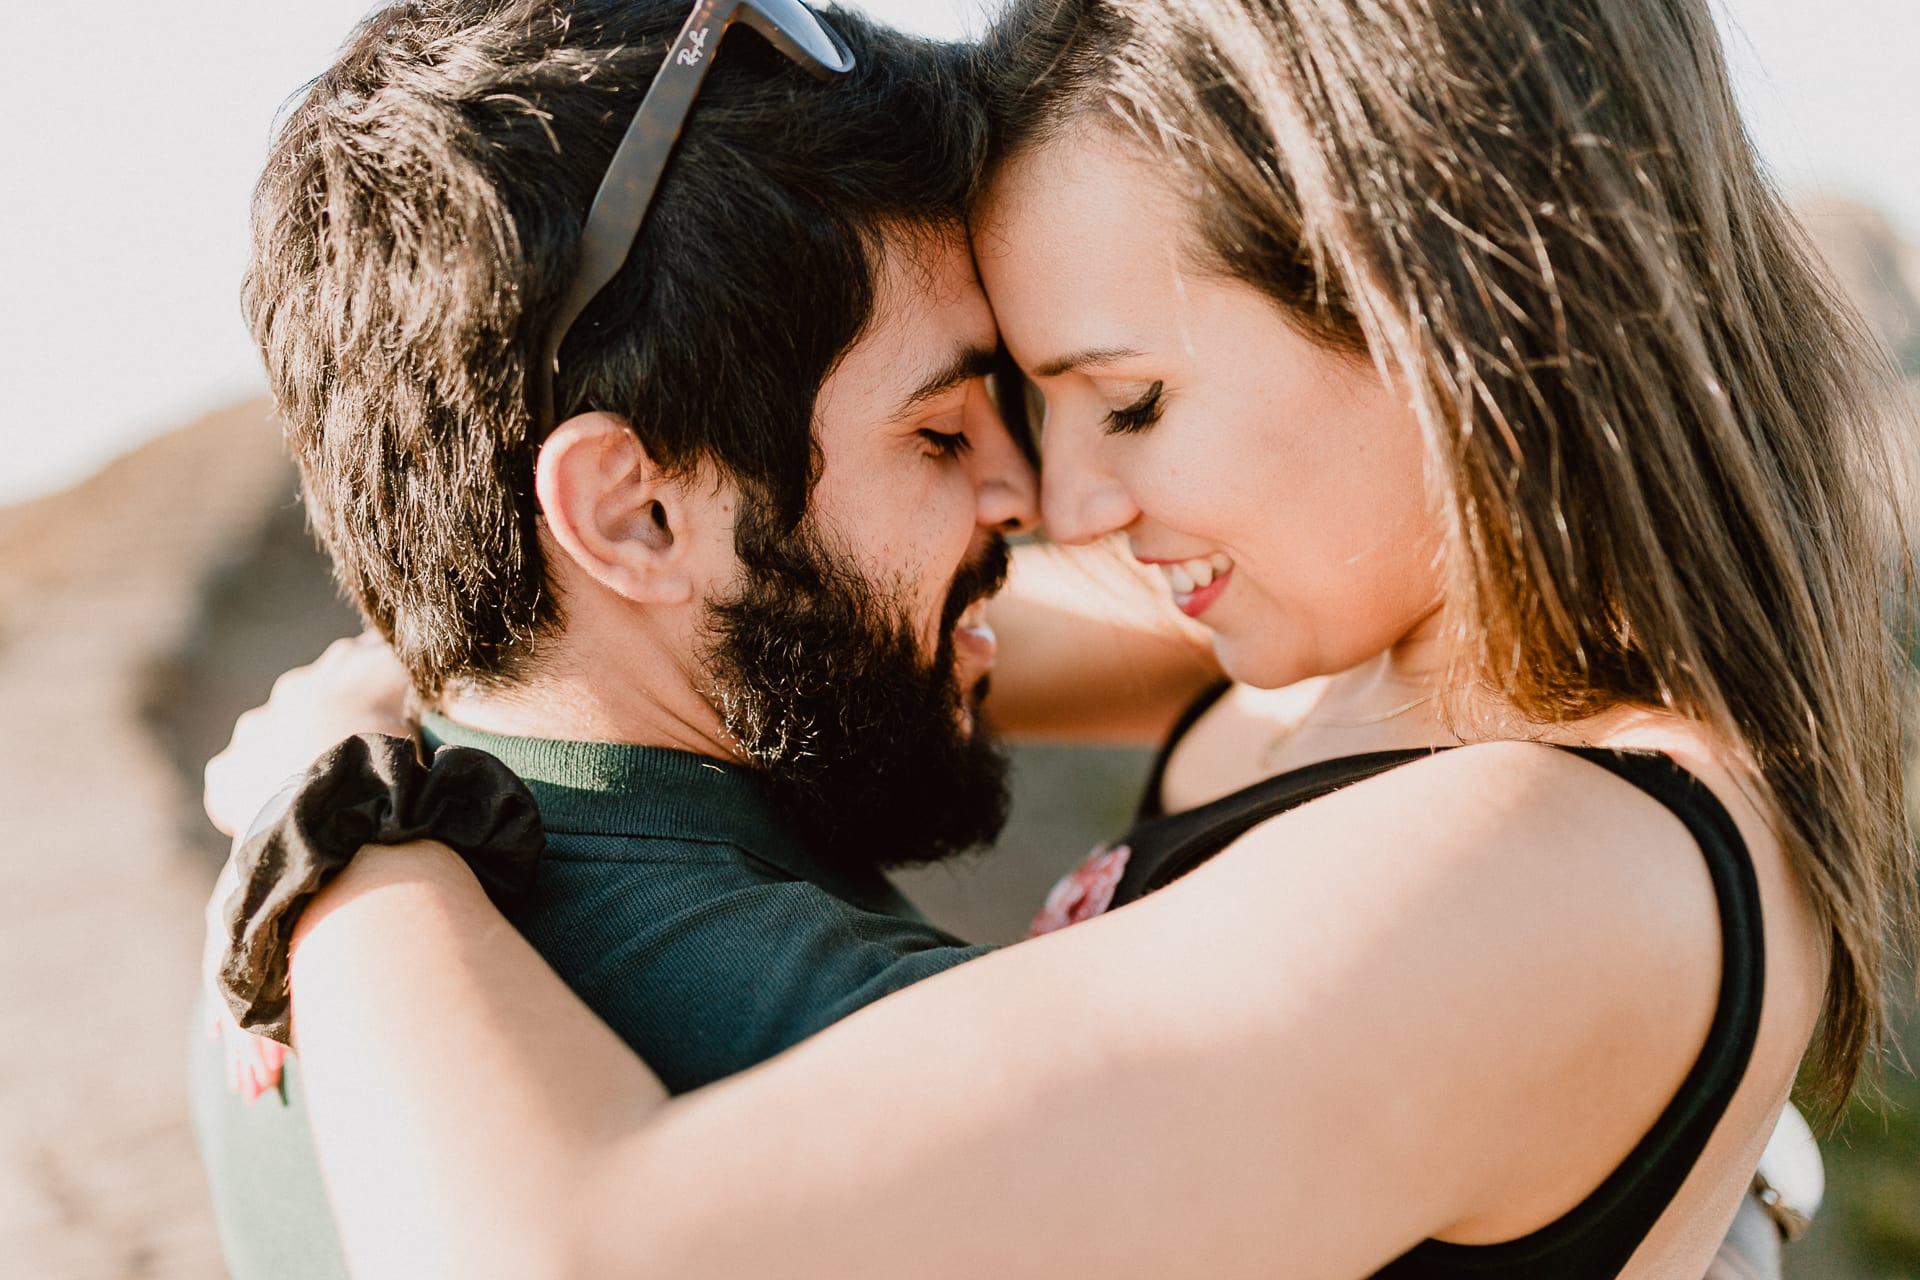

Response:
(190, 718), (991, 1279)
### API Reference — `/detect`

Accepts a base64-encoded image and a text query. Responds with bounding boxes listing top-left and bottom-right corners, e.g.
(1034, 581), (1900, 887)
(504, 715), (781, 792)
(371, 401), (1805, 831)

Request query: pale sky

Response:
(1, 0), (1912, 507)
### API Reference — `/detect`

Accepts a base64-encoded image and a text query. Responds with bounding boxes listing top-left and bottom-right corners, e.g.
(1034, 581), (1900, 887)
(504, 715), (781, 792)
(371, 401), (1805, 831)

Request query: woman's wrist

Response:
(293, 838), (480, 944)
(214, 733), (546, 1043)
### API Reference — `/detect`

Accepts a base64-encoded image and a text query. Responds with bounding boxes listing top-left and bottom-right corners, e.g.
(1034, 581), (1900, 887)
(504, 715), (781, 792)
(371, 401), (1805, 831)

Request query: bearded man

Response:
(188, 2), (1044, 1275)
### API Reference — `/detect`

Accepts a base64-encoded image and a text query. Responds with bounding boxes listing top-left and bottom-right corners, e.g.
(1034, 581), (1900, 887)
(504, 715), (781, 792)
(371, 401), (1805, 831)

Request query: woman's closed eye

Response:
(1103, 381), (1166, 436)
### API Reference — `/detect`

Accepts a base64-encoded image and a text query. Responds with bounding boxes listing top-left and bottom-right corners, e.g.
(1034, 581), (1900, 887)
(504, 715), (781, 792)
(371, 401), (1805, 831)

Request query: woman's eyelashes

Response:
(1103, 381), (1167, 436)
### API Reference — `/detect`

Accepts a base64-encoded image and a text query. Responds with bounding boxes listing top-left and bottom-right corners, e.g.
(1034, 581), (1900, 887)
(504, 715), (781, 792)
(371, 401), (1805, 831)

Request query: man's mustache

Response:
(941, 533), (1012, 635)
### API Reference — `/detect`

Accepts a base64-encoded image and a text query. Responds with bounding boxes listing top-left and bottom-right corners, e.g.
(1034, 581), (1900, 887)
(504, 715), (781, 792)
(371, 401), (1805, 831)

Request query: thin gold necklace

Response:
(1258, 688), (1447, 771)
(1311, 689), (1445, 728)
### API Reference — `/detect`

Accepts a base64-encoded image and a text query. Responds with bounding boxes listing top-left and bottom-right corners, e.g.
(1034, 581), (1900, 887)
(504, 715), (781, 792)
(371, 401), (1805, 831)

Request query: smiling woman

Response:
(971, 0), (1914, 1117)
(976, 130), (1440, 687)
(212, 0), (1917, 1276)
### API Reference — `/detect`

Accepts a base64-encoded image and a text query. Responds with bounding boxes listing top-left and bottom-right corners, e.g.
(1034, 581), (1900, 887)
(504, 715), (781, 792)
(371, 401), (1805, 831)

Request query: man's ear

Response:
(534, 413), (713, 605)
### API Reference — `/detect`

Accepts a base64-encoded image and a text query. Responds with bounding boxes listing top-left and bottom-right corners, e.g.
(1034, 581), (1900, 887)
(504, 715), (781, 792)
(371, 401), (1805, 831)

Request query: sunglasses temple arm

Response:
(736, 0), (854, 79)
(536, 0), (736, 432)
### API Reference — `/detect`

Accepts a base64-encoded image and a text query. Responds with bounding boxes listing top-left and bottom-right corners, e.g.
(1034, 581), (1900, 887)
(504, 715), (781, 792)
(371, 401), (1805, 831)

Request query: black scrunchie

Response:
(217, 733), (546, 1044)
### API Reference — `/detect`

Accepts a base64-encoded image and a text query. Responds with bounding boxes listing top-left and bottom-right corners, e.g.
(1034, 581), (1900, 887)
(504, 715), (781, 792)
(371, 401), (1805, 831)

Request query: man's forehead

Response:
(810, 225), (1000, 436)
(869, 224), (997, 334)
(858, 227), (1001, 406)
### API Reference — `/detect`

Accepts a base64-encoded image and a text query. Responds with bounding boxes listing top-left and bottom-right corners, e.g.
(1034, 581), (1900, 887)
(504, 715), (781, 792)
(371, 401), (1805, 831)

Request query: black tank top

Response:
(1106, 683), (1766, 1278)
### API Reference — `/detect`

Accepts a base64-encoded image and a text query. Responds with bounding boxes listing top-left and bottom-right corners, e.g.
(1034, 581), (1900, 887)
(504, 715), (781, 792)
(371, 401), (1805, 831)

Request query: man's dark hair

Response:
(246, 0), (986, 698)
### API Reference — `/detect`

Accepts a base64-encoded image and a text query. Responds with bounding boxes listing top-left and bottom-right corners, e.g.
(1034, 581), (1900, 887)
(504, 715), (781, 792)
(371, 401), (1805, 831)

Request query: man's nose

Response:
(967, 392), (1040, 535)
(1038, 417), (1137, 546)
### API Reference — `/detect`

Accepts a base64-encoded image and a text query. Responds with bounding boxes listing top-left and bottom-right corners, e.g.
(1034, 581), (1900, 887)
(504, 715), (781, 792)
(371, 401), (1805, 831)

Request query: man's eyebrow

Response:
(1029, 345), (1146, 379)
(895, 344), (1001, 417)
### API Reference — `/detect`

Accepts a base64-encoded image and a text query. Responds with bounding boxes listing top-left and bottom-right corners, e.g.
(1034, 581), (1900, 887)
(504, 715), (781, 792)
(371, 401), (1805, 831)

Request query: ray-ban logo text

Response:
(677, 26), (710, 66)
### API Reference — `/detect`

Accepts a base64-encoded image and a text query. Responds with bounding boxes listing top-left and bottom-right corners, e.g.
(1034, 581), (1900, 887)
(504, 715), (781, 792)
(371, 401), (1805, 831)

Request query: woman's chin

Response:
(1209, 631), (1320, 692)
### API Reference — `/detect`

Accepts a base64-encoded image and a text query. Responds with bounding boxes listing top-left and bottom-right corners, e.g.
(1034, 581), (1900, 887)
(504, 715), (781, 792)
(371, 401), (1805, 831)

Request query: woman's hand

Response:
(198, 630), (411, 1099)
(202, 846), (288, 1102)
(202, 631), (412, 836)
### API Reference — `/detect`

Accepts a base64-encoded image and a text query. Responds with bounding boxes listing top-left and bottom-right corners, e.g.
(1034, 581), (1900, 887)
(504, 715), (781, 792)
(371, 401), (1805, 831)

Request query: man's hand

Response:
(203, 632), (412, 836)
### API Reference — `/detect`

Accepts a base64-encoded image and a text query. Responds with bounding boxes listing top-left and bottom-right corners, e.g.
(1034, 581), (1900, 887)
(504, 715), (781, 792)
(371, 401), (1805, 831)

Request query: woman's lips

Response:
(1140, 552), (1234, 619)
(1173, 566), (1231, 618)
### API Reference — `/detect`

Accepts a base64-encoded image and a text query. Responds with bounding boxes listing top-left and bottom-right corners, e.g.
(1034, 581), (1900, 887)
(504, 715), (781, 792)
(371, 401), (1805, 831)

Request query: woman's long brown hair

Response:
(986, 0), (1918, 1116)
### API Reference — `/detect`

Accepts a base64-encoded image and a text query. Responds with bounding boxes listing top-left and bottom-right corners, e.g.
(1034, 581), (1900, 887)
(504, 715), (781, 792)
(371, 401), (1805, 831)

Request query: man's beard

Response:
(701, 520), (1012, 877)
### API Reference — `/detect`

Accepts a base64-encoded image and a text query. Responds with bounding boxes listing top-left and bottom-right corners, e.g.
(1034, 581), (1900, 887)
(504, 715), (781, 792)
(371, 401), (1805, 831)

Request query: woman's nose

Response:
(1038, 418), (1137, 545)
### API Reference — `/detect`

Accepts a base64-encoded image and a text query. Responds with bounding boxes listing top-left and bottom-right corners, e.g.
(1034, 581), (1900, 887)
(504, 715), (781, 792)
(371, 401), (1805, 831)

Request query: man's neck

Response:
(436, 660), (740, 763)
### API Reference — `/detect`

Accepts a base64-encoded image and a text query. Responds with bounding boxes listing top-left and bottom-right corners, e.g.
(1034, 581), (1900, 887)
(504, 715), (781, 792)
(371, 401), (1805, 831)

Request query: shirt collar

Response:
(419, 713), (913, 916)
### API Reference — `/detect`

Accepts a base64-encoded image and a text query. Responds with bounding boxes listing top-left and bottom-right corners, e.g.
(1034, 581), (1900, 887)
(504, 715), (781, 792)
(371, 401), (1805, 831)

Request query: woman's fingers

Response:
(202, 631), (412, 835)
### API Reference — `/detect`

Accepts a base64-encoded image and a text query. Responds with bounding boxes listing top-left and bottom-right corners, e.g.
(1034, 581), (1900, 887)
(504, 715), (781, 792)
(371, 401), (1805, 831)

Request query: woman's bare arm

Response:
(289, 841), (668, 1280)
(290, 744), (1728, 1280)
(984, 539), (1221, 743)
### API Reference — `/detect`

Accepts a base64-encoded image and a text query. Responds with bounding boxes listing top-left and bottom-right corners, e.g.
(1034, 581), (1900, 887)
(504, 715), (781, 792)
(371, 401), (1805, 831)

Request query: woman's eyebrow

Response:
(1030, 345), (1145, 378)
(895, 344), (1001, 417)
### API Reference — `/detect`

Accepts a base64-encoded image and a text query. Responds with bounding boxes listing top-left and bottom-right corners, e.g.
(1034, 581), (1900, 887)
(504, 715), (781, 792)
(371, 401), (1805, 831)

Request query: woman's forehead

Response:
(979, 124), (1175, 255)
(975, 131), (1192, 361)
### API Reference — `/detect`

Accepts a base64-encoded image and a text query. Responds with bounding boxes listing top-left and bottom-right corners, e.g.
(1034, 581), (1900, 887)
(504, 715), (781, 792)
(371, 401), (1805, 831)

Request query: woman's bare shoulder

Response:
(1179, 737), (1779, 1241)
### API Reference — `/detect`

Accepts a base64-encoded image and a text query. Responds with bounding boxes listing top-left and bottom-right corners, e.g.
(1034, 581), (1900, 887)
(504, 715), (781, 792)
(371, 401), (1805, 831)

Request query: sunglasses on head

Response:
(533, 0), (856, 436)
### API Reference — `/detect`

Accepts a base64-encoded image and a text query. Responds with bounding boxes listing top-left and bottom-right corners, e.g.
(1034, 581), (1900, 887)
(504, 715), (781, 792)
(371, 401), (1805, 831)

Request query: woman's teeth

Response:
(1158, 554), (1233, 595)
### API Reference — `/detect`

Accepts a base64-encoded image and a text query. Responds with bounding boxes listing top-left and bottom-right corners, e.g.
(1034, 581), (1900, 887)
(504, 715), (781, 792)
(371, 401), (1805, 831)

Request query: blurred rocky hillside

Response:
(1787, 202), (1920, 1280)
(1798, 198), (1920, 376)
(0, 401), (354, 1277)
